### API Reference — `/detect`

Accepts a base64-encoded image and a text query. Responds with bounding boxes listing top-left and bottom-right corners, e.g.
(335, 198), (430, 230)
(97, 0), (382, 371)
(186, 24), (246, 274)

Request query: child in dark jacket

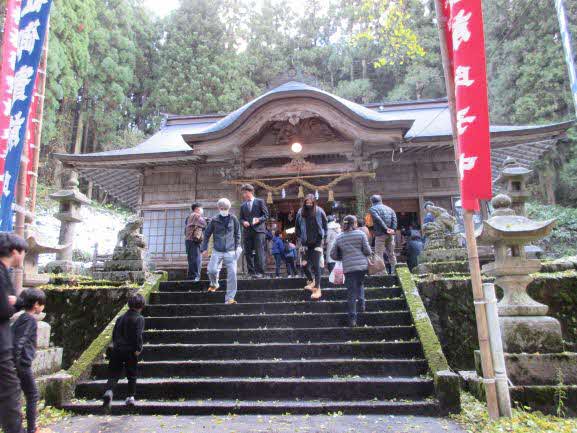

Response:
(271, 232), (286, 278)
(102, 294), (146, 411)
(12, 288), (45, 433)
(283, 239), (297, 277)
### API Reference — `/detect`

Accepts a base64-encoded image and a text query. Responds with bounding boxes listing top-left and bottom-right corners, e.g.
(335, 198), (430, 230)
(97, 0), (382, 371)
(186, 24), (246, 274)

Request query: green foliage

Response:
(35, 401), (70, 428)
(334, 79), (376, 103)
(71, 248), (91, 263)
(452, 392), (577, 433)
(526, 201), (577, 258)
(32, 0), (577, 185)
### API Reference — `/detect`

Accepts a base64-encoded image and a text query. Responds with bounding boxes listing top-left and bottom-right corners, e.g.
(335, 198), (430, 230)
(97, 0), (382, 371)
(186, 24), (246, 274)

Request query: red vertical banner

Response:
(442, 0), (493, 211)
(0, 0), (22, 193)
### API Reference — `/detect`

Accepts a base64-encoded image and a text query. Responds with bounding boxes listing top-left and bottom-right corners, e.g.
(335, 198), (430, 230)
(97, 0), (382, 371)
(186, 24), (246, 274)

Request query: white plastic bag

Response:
(235, 246), (243, 261)
(329, 261), (345, 285)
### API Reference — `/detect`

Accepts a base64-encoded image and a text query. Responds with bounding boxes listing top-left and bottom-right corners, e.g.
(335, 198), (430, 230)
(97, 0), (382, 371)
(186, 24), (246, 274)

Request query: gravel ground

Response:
(44, 414), (466, 433)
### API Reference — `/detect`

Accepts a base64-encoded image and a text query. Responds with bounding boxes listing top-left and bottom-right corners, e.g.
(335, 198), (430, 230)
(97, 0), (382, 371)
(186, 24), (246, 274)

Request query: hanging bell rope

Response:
(298, 185), (304, 198)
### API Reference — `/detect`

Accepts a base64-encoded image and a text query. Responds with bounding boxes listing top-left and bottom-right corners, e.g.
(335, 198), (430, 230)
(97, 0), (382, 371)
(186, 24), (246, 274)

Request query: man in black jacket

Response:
(12, 288), (45, 433)
(0, 232), (27, 433)
(368, 195), (398, 274)
(239, 184), (269, 278)
(102, 293), (146, 410)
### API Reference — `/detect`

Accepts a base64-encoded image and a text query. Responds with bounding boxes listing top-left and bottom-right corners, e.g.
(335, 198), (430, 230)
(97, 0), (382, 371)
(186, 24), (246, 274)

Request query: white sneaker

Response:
(102, 390), (113, 411)
(125, 396), (136, 407)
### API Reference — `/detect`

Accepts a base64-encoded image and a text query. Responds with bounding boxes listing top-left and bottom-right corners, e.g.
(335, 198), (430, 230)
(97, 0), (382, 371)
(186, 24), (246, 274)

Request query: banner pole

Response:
(432, 0), (500, 419)
(555, 0), (577, 117)
(13, 131), (27, 294)
(28, 18), (50, 216)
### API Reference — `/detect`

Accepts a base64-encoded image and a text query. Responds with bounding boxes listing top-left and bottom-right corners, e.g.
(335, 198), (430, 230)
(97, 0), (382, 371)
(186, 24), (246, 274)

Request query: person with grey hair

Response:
(201, 198), (242, 304)
(368, 194), (397, 274)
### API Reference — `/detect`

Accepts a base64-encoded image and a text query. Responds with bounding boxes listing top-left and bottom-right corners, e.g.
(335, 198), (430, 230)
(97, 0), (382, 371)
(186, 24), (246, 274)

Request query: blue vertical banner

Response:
(555, 0), (577, 117)
(0, 0), (52, 231)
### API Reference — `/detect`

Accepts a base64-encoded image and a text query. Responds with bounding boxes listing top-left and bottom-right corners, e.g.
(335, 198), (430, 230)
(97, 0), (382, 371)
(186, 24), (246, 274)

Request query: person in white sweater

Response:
(325, 216), (341, 274)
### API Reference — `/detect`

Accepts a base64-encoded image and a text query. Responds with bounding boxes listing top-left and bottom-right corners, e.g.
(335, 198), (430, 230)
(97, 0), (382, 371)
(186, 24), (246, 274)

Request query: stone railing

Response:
(397, 265), (461, 415)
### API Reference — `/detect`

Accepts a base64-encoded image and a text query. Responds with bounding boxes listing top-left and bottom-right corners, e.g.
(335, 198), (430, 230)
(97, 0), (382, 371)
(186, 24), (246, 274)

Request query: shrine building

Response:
(55, 81), (572, 270)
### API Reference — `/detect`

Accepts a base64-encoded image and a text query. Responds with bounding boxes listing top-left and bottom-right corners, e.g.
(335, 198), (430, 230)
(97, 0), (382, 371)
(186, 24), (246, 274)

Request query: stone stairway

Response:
(62, 275), (442, 415)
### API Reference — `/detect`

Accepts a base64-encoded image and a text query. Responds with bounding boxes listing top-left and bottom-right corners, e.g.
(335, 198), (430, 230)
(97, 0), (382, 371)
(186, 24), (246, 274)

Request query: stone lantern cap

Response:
(26, 232), (69, 254)
(495, 165), (532, 183)
(475, 194), (555, 245)
(49, 189), (91, 205)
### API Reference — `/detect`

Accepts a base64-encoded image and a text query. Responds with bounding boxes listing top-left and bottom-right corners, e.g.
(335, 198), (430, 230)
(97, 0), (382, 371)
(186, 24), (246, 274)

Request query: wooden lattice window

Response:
(143, 208), (219, 259)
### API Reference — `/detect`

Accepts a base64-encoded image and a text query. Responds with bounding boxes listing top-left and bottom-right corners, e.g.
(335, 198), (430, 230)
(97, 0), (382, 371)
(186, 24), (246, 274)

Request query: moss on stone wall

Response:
(417, 271), (577, 370)
(43, 285), (137, 368)
(398, 266), (449, 374)
(67, 272), (166, 381)
(398, 265), (460, 414)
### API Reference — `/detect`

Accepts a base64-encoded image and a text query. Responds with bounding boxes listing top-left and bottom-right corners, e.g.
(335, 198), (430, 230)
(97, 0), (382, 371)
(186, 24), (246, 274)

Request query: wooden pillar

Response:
(86, 180), (93, 200)
(538, 161), (556, 205)
(418, 195), (425, 227)
(415, 162), (425, 227)
(353, 177), (367, 217)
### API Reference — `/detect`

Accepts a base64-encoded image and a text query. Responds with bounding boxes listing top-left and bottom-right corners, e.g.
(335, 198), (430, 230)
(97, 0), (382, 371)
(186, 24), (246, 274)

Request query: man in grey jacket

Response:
(201, 198), (241, 304)
(368, 195), (398, 274)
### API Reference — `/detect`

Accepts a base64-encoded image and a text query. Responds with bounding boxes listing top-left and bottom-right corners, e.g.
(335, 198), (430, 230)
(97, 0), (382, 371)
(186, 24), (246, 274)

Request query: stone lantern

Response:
(23, 225), (69, 287)
(46, 170), (91, 274)
(494, 157), (532, 217)
(476, 194), (560, 353)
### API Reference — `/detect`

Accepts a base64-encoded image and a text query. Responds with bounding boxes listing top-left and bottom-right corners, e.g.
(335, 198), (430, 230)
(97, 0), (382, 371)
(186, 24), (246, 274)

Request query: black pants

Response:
(303, 242), (322, 289)
(106, 349), (138, 397)
(345, 270), (366, 322)
(285, 256), (296, 276)
(244, 232), (266, 275)
(185, 240), (202, 280)
(0, 352), (23, 433)
(17, 366), (38, 433)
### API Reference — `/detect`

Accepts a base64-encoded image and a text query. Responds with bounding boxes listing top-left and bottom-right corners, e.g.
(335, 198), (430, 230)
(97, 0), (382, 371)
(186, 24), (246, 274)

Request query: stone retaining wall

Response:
(43, 284), (138, 368)
(416, 270), (577, 370)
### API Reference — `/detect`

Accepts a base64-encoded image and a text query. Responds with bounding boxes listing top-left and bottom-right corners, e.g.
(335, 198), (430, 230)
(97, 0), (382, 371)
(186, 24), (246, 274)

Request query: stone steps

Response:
(159, 276), (398, 292)
(75, 377), (435, 401)
(137, 341), (423, 361)
(144, 298), (406, 316)
(145, 311), (413, 330)
(90, 358), (429, 379)
(61, 398), (440, 416)
(65, 274), (439, 415)
(150, 287), (403, 304)
(143, 325), (417, 344)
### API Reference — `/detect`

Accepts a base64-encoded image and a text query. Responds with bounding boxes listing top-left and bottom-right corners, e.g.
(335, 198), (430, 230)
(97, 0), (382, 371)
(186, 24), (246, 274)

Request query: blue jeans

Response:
(345, 270), (366, 322)
(208, 250), (238, 302)
(273, 253), (284, 277)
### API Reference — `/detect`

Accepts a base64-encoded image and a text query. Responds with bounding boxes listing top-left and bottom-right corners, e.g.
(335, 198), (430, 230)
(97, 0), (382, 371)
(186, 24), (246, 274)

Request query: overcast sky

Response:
(143, 0), (181, 17)
(142, 0), (309, 18)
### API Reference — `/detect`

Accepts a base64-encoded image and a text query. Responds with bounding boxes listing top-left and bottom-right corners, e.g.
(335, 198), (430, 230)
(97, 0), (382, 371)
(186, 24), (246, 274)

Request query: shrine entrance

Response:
(267, 196), (358, 240)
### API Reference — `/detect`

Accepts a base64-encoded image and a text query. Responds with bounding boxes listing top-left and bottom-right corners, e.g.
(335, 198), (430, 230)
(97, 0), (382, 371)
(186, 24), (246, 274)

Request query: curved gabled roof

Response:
(54, 81), (574, 167)
(182, 81), (415, 143)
